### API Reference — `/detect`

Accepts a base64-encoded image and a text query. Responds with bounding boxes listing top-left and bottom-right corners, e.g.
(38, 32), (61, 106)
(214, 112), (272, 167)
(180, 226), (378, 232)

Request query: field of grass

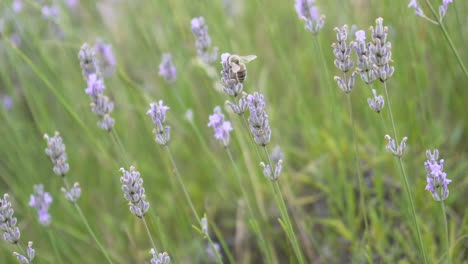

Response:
(1, 0), (467, 263)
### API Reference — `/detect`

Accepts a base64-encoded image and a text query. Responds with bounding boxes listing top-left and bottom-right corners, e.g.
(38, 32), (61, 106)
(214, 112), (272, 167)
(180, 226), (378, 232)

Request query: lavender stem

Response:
(142, 216), (157, 252)
(441, 201), (450, 264)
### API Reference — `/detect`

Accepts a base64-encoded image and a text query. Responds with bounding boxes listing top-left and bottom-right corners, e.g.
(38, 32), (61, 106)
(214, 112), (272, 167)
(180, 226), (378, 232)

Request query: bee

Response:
(227, 54), (257, 83)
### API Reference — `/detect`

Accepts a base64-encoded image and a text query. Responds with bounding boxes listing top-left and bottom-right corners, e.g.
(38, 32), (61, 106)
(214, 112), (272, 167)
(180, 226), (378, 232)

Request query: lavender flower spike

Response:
(384, 135), (408, 157)
(13, 241), (35, 264)
(78, 43), (98, 79)
(61, 182), (81, 203)
(247, 92), (271, 146)
(159, 53), (177, 84)
(424, 149), (451, 201)
(0, 194), (21, 244)
(150, 248), (171, 264)
(295, 0), (325, 35)
(44, 132), (70, 177)
(29, 185), (53, 226)
(369, 18), (394, 82)
(120, 167), (150, 218)
(191, 17), (218, 64)
(332, 25), (356, 93)
(367, 89), (384, 113)
(439, 0), (453, 20)
(93, 40), (116, 76)
(354, 30), (377, 84)
(147, 100), (171, 145)
(208, 106), (233, 146)
(220, 53), (243, 97)
(408, 0), (426, 18)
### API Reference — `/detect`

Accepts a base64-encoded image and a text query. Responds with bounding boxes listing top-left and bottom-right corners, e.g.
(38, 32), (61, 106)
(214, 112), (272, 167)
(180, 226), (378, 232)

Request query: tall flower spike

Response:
(408, 0), (426, 18)
(191, 17), (218, 64)
(159, 53), (177, 84)
(78, 43), (99, 79)
(208, 106), (233, 146)
(147, 100), (171, 146)
(13, 241), (35, 264)
(150, 248), (171, 264)
(354, 30), (377, 84)
(0, 194), (21, 244)
(29, 184), (53, 226)
(220, 53), (244, 97)
(332, 25), (356, 93)
(260, 160), (283, 181)
(439, 0), (453, 20)
(295, 0), (325, 35)
(93, 40), (116, 76)
(44, 132), (70, 177)
(61, 182), (81, 203)
(120, 167), (150, 218)
(367, 89), (385, 113)
(424, 149), (451, 201)
(247, 92), (271, 146)
(384, 135), (408, 157)
(369, 18), (395, 82)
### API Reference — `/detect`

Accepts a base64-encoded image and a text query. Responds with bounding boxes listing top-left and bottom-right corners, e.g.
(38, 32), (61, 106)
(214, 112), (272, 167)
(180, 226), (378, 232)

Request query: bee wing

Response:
(231, 63), (241, 73)
(239, 55), (257, 63)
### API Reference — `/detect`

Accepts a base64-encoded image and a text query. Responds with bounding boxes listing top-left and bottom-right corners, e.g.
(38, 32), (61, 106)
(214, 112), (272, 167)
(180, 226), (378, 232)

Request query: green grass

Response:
(1, 0), (467, 263)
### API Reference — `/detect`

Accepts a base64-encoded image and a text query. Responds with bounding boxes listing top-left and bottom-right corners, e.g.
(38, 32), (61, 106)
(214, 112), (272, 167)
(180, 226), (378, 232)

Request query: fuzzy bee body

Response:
(227, 54), (257, 84)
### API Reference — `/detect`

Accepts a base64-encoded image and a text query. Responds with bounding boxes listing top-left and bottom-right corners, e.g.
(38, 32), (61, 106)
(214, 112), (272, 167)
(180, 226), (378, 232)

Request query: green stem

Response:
(47, 229), (64, 264)
(63, 179), (113, 264)
(163, 146), (224, 264)
(142, 216), (157, 252)
(383, 82), (428, 264)
(263, 148), (305, 264)
(225, 147), (274, 264)
(423, 0), (468, 80)
(441, 201), (450, 264)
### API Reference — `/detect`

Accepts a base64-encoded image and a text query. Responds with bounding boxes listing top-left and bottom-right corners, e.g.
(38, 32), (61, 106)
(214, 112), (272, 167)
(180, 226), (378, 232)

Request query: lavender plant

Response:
(294, 0), (325, 35)
(191, 17), (218, 64)
(408, 0), (468, 79)
(367, 89), (385, 113)
(1, 194), (36, 264)
(44, 132), (113, 264)
(332, 25), (356, 93)
(159, 53), (177, 84)
(78, 43), (115, 131)
(424, 149), (452, 263)
(120, 167), (170, 262)
(208, 106), (233, 147)
(28, 185), (53, 226)
(147, 101), (223, 263)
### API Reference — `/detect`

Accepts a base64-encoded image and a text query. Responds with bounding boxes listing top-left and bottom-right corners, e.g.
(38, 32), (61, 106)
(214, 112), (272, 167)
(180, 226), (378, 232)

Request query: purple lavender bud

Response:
(384, 135), (408, 157)
(61, 182), (81, 203)
(260, 160), (283, 181)
(247, 92), (271, 146)
(226, 92), (249, 115)
(78, 43), (98, 79)
(208, 106), (233, 146)
(424, 149), (451, 201)
(12, 0), (23, 13)
(147, 101), (171, 145)
(0, 194), (21, 244)
(191, 17), (218, 64)
(408, 0), (426, 18)
(29, 184), (53, 226)
(150, 249), (171, 264)
(41, 5), (60, 20)
(220, 53), (244, 97)
(159, 53), (177, 84)
(44, 132), (69, 177)
(295, 0), (325, 34)
(271, 146), (284, 164)
(85, 74), (106, 97)
(93, 40), (116, 76)
(439, 0), (453, 19)
(367, 89), (384, 113)
(120, 167), (150, 218)
(65, 0), (79, 9)
(332, 25), (355, 73)
(3, 95), (13, 111)
(98, 114), (115, 131)
(201, 216), (208, 237)
(13, 241), (35, 264)
(369, 18), (394, 82)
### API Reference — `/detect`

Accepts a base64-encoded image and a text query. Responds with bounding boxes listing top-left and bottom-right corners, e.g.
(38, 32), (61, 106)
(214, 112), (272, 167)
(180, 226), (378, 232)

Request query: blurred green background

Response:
(1, 0), (467, 263)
